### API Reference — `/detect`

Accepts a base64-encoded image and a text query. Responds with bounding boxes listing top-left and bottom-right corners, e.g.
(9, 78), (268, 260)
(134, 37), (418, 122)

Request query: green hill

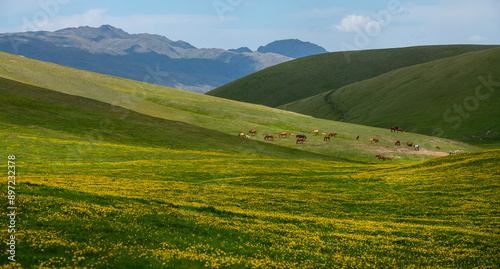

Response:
(1, 52), (498, 268)
(207, 45), (498, 107)
(0, 51), (477, 163)
(280, 47), (500, 143)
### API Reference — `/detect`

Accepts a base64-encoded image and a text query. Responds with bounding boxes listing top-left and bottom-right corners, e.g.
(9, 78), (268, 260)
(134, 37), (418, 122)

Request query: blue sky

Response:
(1, 0), (499, 52)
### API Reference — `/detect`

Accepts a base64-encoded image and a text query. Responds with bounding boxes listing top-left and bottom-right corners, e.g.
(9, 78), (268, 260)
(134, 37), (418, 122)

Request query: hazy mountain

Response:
(0, 25), (294, 93)
(229, 47), (253, 53)
(257, 39), (328, 59)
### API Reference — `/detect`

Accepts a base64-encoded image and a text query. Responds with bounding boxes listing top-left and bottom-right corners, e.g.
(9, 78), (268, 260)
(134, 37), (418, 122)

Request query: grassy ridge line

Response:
(0, 52), (478, 162)
(0, 77), (340, 161)
(328, 47), (500, 141)
(207, 45), (498, 107)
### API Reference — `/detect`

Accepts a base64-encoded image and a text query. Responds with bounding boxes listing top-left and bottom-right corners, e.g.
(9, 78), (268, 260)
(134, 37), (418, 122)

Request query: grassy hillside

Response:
(300, 46), (500, 143)
(207, 45), (498, 107)
(0, 77), (335, 161)
(2, 120), (499, 267)
(1, 51), (498, 268)
(0, 52), (476, 163)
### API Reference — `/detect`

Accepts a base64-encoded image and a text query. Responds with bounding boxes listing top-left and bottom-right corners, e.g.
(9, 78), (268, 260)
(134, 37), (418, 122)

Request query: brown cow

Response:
(296, 138), (308, 144)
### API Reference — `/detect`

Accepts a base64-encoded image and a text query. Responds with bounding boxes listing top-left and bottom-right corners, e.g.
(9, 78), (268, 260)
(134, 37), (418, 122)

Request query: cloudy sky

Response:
(1, 0), (499, 52)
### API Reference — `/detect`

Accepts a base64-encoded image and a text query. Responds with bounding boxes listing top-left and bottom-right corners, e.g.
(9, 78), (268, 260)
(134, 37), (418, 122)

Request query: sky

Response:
(0, 0), (499, 52)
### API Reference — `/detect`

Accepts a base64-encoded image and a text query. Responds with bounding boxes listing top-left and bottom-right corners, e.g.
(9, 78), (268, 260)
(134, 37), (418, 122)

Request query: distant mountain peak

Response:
(257, 39), (328, 59)
(229, 47), (253, 53)
(56, 25), (131, 40)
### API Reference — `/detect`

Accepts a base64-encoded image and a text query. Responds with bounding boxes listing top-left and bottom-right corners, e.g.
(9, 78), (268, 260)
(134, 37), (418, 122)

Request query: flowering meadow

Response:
(1, 124), (499, 268)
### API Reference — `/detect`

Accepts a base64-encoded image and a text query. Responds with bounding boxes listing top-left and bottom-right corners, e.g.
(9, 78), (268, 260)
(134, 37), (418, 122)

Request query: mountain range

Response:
(0, 25), (328, 93)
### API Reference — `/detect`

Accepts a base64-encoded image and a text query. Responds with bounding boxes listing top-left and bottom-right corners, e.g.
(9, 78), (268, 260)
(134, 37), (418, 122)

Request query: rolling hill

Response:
(1, 51), (498, 268)
(280, 47), (500, 143)
(0, 51), (476, 162)
(207, 45), (498, 107)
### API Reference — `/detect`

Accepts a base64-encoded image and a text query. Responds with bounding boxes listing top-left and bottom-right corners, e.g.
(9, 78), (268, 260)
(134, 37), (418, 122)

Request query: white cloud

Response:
(333, 14), (380, 33)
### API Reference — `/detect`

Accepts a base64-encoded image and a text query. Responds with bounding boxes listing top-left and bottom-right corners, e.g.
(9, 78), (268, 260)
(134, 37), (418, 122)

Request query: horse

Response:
(370, 138), (380, 144)
(249, 130), (257, 136)
(329, 133), (337, 137)
(279, 132), (288, 138)
(395, 140), (401, 146)
(397, 128), (403, 133)
(407, 142), (413, 147)
(238, 133), (246, 137)
(414, 145), (420, 151)
(313, 130), (319, 135)
(324, 136), (330, 141)
(264, 134), (274, 140)
(289, 133), (295, 137)
(391, 127), (397, 132)
(296, 134), (307, 139)
(296, 138), (307, 144)
(375, 155), (386, 161)
(356, 135), (359, 140)
(436, 146), (441, 150)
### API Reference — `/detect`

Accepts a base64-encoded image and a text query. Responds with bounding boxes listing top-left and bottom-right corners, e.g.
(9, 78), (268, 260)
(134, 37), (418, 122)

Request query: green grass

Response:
(320, 47), (500, 142)
(207, 45), (498, 107)
(1, 121), (499, 268)
(1, 52), (498, 268)
(0, 52), (478, 163)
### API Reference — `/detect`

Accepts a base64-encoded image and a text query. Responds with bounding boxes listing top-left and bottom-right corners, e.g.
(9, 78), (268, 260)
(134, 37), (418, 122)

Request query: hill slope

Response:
(207, 45), (498, 107)
(312, 47), (500, 142)
(0, 51), (478, 162)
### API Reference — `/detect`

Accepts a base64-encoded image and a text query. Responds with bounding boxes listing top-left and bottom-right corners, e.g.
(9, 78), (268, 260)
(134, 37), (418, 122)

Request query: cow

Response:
(296, 138), (308, 144)
(395, 140), (401, 146)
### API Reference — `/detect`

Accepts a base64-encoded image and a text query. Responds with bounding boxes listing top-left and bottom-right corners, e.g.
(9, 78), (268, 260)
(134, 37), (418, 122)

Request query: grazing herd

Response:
(239, 126), (442, 160)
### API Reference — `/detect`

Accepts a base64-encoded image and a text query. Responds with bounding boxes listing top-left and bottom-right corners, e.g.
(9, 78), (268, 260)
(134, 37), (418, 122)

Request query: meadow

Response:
(0, 52), (499, 268)
(1, 123), (499, 268)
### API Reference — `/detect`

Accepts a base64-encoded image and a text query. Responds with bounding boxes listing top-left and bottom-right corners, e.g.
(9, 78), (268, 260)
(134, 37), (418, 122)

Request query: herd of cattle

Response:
(238, 126), (444, 161)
